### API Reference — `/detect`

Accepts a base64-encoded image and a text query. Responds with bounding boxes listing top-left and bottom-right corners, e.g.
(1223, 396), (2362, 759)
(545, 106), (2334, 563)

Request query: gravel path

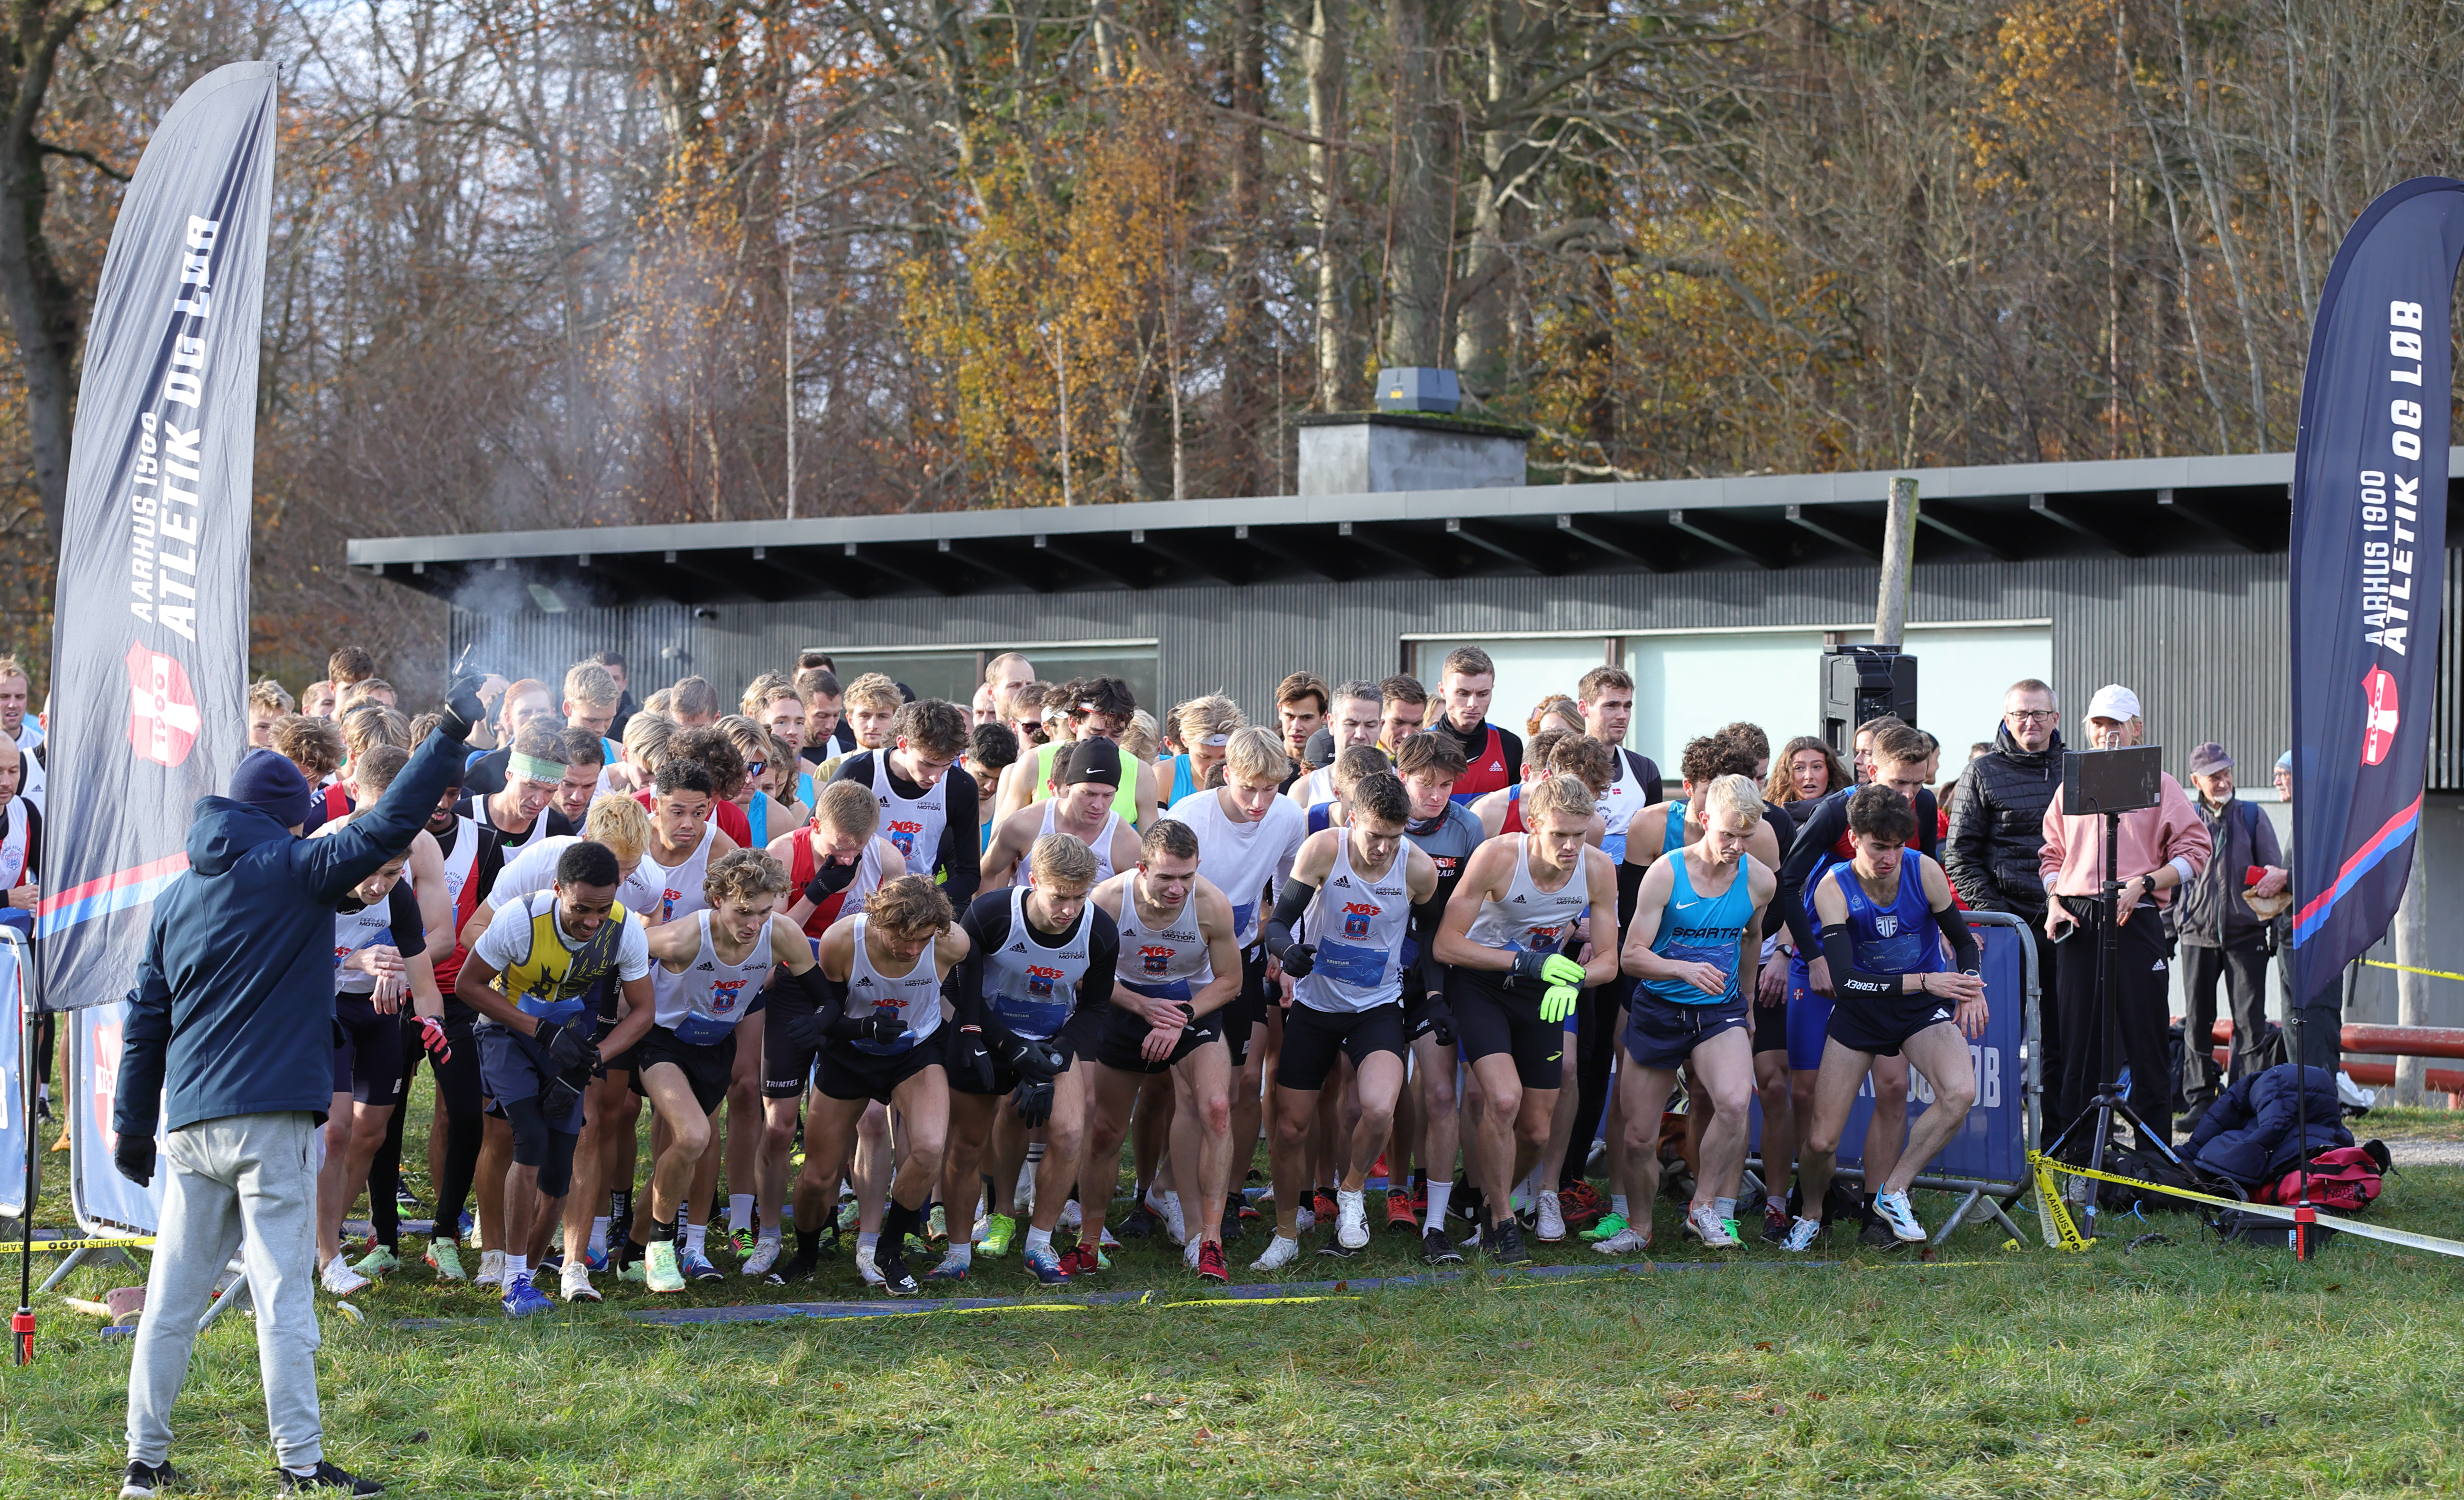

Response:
(2372, 1136), (2464, 1168)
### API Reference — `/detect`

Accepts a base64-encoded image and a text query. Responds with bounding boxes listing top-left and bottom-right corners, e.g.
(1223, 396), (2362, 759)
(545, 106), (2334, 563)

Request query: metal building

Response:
(351, 448), (2464, 1034)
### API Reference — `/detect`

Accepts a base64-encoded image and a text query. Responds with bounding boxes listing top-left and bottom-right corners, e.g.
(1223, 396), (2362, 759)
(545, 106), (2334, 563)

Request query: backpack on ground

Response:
(2258, 1143), (2386, 1212)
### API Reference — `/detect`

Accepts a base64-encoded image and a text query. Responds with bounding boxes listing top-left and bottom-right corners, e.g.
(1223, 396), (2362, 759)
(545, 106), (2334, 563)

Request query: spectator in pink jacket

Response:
(2037, 684), (2212, 1142)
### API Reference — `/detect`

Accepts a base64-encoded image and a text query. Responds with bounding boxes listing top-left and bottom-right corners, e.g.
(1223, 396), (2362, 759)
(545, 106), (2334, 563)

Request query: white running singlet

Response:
(1114, 880), (1214, 1003)
(487, 833), (665, 921)
(982, 887), (1093, 1042)
(641, 821), (720, 924)
(1167, 787), (1305, 949)
(1292, 836), (1412, 1014)
(844, 912), (943, 1055)
(652, 909), (777, 1044)
(869, 752), (949, 878)
(1460, 833), (1591, 954)
(1034, 801), (1123, 885)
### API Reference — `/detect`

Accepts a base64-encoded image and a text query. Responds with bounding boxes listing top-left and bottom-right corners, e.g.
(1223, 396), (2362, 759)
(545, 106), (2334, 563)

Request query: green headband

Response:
(509, 751), (567, 785)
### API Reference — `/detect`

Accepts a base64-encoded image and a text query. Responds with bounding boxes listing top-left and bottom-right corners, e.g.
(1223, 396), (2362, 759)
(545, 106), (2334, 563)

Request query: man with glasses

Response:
(1944, 678), (2068, 1104)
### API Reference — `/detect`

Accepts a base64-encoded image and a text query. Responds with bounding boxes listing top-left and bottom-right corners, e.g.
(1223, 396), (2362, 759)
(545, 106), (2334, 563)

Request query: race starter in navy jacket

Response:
(114, 726), (470, 1138)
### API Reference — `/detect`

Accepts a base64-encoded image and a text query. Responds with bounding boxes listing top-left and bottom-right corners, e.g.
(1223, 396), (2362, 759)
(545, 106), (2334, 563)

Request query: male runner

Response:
(1389, 731), (1480, 1253)
(1250, 772), (1439, 1268)
(832, 696), (981, 907)
(1783, 785), (1986, 1250)
(1158, 695), (1243, 805)
(1471, 730), (1611, 842)
(941, 835), (1118, 1283)
(1273, 671), (1330, 780)
(767, 876), (970, 1294)
(1287, 680), (1383, 812)
(1165, 725), (1307, 1246)
(1427, 648), (1520, 805)
(800, 668), (855, 760)
(1575, 666), (1663, 860)
(1378, 675), (1428, 758)
(1607, 773), (1776, 1253)
(636, 759), (739, 924)
(982, 738), (1143, 891)
(1434, 772), (1620, 1263)
(455, 841), (654, 1314)
(628, 850), (833, 1290)
(1076, 820), (1244, 1280)
(1002, 677), (1156, 828)
(246, 678), (292, 750)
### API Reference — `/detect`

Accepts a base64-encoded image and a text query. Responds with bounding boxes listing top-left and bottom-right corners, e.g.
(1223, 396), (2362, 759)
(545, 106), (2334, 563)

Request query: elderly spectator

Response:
(1946, 677), (2070, 1093)
(2175, 742), (2287, 1126)
(2039, 684), (2211, 1142)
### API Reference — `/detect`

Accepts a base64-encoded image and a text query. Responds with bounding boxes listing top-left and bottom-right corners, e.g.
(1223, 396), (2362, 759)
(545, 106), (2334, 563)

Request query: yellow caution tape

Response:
(2032, 1153), (2464, 1260)
(2027, 1153), (2094, 1253)
(0, 1236), (155, 1255)
(2363, 958), (2464, 985)
(1163, 1295), (1359, 1308)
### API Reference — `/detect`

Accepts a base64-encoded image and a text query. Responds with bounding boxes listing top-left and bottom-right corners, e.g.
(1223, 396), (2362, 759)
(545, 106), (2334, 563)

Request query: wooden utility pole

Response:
(1874, 474), (1917, 646)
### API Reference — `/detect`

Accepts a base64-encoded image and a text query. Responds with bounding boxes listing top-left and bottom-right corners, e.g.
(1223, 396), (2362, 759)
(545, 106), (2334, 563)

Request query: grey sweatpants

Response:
(126, 1110), (325, 1471)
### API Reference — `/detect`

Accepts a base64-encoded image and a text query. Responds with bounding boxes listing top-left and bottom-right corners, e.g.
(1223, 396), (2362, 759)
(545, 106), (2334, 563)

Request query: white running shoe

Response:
(1294, 1207), (1317, 1233)
(1250, 1234), (1300, 1271)
(1059, 1197), (1083, 1231)
(475, 1249), (505, 1288)
(856, 1244), (885, 1287)
(1153, 1190), (1188, 1247)
(560, 1261), (602, 1303)
(1591, 1225), (1651, 1256)
(320, 1255), (371, 1297)
(1780, 1216), (1824, 1253)
(1684, 1204), (1741, 1248)
(1335, 1189), (1370, 1251)
(1871, 1189), (1926, 1243)
(1099, 1225), (1121, 1250)
(1535, 1190), (1567, 1244)
(740, 1238), (782, 1278)
(1184, 1238), (1202, 1270)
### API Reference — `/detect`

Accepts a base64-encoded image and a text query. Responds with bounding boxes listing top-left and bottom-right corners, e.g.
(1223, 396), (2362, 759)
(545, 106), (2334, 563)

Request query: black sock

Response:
(611, 1188), (631, 1225)
(881, 1199), (915, 1248)
(651, 1216), (676, 1246)
(796, 1226), (820, 1260)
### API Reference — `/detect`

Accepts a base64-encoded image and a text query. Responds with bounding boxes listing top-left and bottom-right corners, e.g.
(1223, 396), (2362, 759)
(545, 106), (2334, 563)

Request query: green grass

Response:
(8, 1075), (2464, 1498)
(2357, 1104), (2464, 1142)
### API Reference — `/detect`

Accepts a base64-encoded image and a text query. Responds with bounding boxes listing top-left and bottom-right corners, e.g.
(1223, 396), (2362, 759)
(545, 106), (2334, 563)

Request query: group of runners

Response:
(262, 642), (1994, 1314)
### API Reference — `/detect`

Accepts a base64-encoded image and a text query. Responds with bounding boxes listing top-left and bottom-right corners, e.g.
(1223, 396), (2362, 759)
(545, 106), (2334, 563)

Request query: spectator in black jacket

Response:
(2177, 742), (2287, 1124)
(1944, 678), (2067, 1091)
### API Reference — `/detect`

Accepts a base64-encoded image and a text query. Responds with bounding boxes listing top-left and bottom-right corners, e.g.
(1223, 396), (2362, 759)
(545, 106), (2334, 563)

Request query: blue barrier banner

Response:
(1753, 916), (2037, 1186)
(72, 1000), (163, 1232)
(0, 942), (22, 1216)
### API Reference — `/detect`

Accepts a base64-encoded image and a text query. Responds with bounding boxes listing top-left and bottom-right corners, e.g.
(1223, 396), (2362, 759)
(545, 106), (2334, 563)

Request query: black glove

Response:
(858, 1012), (904, 1046)
(1507, 947), (1586, 992)
(990, 1033), (1066, 1084)
(1010, 1078), (1055, 1128)
(947, 1025), (995, 1094)
(1408, 989), (1455, 1048)
(535, 1019), (598, 1073)
(113, 1130), (156, 1188)
(803, 858), (862, 908)
(439, 670), (490, 744)
(1276, 941), (1316, 979)
(783, 1006), (828, 1054)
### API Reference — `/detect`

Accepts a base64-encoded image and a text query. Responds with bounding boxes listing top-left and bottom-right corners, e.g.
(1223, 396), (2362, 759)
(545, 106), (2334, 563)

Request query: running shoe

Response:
(740, 1238), (782, 1279)
(1535, 1190), (1567, 1244)
(1591, 1225), (1651, 1256)
(457, 1209), (476, 1241)
(560, 1261), (602, 1303)
(423, 1238), (467, 1282)
(1558, 1180), (1607, 1230)
(501, 1273), (554, 1318)
(1682, 1204), (1741, 1249)
(1871, 1189), (1927, 1244)
(1250, 1234), (1300, 1272)
(1421, 1227), (1465, 1266)
(1059, 1195), (1083, 1231)
(644, 1241), (687, 1294)
(320, 1255), (372, 1297)
(1386, 1189), (1418, 1233)
(1488, 1218), (1533, 1266)
(1294, 1205), (1316, 1233)
(1238, 1193), (1261, 1223)
(395, 1183), (423, 1214)
(1059, 1243), (1102, 1278)
(835, 1198), (861, 1232)
(856, 1244), (885, 1287)
(873, 1242), (922, 1297)
(1222, 1193), (1247, 1242)
(274, 1460), (384, 1495)
(1099, 1224), (1122, 1250)
(1120, 1202), (1157, 1239)
(927, 1250), (971, 1282)
(766, 1247), (820, 1286)
(1195, 1240), (1229, 1284)
(1410, 1175), (1430, 1220)
(682, 1248), (725, 1282)
(120, 1459), (182, 1499)
(1026, 1244), (1069, 1284)
(1335, 1189), (1370, 1251)
(1312, 1189), (1338, 1225)
(584, 1245), (611, 1273)
(926, 1204), (948, 1243)
(1183, 1238), (1203, 1270)
(730, 1226), (759, 1257)
(1151, 1190), (1188, 1247)
(978, 1212), (1019, 1258)
(1780, 1216), (1824, 1253)
(1761, 1200), (1793, 1245)
(475, 1249), (505, 1288)
(351, 1244), (400, 1279)
(537, 1251), (565, 1278)
(1578, 1211), (1629, 1244)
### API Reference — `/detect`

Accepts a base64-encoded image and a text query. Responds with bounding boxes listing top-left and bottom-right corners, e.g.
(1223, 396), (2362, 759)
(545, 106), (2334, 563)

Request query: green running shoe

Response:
(978, 1212), (1019, 1258)
(645, 1240), (687, 1294)
(351, 1244), (400, 1278)
(1578, 1211), (1629, 1244)
(423, 1238), (467, 1282)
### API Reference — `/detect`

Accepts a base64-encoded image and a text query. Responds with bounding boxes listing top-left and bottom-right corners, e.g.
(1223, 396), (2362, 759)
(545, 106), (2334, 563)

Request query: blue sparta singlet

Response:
(1825, 857), (1947, 979)
(1637, 852), (1754, 1007)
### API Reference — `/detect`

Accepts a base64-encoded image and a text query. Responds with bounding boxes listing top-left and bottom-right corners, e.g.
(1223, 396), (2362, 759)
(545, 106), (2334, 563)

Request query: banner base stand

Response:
(35, 1243), (144, 1297)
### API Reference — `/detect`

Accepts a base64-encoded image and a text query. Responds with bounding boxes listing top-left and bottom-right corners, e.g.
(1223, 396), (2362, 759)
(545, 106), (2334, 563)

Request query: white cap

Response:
(2084, 684), (2142, 723)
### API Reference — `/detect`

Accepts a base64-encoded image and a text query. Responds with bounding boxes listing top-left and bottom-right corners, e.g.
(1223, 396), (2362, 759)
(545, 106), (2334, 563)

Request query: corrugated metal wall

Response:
(447, 549), (2338, 783)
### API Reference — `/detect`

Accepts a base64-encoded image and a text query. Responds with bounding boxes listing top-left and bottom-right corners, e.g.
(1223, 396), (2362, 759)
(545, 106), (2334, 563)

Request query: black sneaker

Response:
(1119, 1203), (1158, 1239)
(1221, 1193), (1246, 1243)
(120, 1459), (181, 1499)
(275, 1461), (383, 1495)
(766, 1247), (821, 1287)
(393, 1184), (422, 1213)
(1491, 1217), (1533, 1266)
(873, 1242), (921, 1297)
(1421, 1226), (1465, 1266)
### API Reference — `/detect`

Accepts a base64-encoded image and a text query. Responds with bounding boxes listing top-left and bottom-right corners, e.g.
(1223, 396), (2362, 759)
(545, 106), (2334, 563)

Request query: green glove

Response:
(1539, 984), (1580, 1024)
(1539, 953), (1586, 989)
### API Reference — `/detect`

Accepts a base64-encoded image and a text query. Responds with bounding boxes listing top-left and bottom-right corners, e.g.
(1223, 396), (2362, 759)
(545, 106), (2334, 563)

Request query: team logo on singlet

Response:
(126, 640), (202, 768)
(710, 979), (747, 1014)
(1342, 901), (1378, 940)
(1874, 913), (1900, 938)
(1527, 923), (1566, 945)
(1140, 945), (1174, 976)
(886, 819), (924, 857)
(661, 889), (681, 921)
(1025, 964), (1064, 997)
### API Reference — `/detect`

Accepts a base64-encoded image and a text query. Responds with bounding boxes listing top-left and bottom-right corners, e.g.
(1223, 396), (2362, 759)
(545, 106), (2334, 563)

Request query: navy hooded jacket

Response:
(2183, 1063), (2352, 1187)
(114, 726), (469, 1137)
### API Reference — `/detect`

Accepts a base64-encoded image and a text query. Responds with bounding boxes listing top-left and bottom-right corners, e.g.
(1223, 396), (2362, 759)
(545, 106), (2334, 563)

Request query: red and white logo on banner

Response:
(2362, 667), (2400, 767)
(126, 640), (202, 768)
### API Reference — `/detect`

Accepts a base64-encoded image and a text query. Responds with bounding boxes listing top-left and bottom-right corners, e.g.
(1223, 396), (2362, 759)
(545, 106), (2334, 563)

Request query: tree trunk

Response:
(1453, 0), (1539, 395)
(1218, 0), (1269, 494)
(1382, 0), (1459, 369)
(1300, 0), (1354, 410)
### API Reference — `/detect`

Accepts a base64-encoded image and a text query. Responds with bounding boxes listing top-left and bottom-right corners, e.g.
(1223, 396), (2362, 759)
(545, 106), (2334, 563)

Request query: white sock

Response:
(1338, 1188), (1363, 1207)
(757, 1224), (782, 1244)
(1024, 1226), (1052, 1253)
(1025, 1141), (1046, 1163)
(1610, 1193), (1630, 1218)
(589, 1217), (610, 1256)
(1424, 1180), (1453, 1225)
(1713, 1197), (1737, 1221)
(503, 1254), (529, 1282)
(942, 1243), (973, 1269)
(858, 1231), (880, 1252)
(684, 1224), (707, 1257)
(728, 1194), (754, 1234)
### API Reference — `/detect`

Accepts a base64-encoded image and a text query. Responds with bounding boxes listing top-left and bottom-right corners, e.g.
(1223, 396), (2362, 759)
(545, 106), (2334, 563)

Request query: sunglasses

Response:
(743, 760), (767, 778)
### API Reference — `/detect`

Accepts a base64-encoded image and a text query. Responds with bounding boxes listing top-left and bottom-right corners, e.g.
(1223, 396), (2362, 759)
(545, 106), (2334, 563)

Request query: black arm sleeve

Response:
(1933, 901), (1980, 973)
(20, 801), (37, 879)
(952, 896), (1005, 1029)
(387, 882), (428, 958)
(1819, 922), (1909, 999)
(937, 768), (981, 907)
(1409, 897), (1449, 998)
(787, 961), (836, 1011)
(1779, 796), (1850, 955)
(1080, 912), (1120, 1013)
(1260, 876), (1317, 956)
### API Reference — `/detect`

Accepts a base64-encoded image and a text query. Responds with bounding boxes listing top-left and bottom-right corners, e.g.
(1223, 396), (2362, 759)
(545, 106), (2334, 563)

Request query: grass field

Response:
(6, 1079), (2463, 1498)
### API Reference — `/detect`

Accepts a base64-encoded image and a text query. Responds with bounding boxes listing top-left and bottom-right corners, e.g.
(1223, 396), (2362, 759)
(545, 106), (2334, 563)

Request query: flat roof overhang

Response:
(347, 450), (2452, 609)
